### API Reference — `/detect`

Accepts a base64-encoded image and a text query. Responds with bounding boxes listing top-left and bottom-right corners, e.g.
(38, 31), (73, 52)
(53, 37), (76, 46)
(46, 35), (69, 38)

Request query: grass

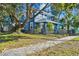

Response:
(31, 37), (79, 56)
(0, 33), (66, 53)
(4, 33), (65, 39)
(0, 33), (67, 41)
(73, 37), (79, 41)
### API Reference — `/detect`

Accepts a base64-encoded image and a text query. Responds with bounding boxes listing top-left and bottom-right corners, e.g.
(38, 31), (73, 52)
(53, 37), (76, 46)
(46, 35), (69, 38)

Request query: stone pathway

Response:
(0, 36), (78, 56)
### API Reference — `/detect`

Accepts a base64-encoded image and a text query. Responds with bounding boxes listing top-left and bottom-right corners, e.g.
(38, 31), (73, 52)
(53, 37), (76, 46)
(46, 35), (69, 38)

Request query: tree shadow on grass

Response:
(0, 36), (19, 43)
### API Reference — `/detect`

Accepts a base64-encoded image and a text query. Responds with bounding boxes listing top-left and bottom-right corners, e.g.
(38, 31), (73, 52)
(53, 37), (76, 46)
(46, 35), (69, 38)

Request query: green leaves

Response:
(73, 16), (79, 28)
(47, 22), (53, 31)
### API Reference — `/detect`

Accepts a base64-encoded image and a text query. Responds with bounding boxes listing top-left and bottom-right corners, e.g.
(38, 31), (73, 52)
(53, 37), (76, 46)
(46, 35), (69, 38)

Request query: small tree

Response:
(47, 22), (53, 33)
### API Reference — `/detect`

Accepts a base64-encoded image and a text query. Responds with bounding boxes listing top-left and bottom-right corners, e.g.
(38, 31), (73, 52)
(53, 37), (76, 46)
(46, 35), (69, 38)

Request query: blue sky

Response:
(18, 3), (78, 22)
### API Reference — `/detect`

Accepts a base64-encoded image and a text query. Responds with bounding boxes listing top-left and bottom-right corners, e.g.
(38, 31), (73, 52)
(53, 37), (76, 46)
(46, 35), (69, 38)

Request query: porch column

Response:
(54, 24), (59, 34)
(32, 20), (36, 33)
(43, 22), (48, 34)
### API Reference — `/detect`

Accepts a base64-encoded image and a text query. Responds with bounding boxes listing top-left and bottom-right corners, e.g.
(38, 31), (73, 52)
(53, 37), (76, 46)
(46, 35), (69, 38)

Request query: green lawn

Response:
(32, 37), (79, 56)
(0, 33), (66, 40)
(0, 33), (66, 53)
(73, 37), (79, 41)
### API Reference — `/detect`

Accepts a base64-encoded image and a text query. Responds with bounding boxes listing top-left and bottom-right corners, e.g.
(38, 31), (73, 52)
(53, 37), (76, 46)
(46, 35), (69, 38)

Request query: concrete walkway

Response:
(0, 36), (78, 56)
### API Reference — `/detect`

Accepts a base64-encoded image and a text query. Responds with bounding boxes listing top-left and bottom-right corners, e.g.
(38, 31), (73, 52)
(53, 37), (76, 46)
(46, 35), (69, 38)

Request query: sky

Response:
(17, 3), (78, 23)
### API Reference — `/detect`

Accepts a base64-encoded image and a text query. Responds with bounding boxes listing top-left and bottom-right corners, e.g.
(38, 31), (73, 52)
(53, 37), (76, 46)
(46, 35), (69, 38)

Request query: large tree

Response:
(0, 3), (48, 33)
(51, 3), (77, 34)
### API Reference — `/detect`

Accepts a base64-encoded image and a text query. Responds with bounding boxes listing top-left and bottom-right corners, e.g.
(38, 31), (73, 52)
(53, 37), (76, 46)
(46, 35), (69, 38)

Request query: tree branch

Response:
(22, 3), (48, 27)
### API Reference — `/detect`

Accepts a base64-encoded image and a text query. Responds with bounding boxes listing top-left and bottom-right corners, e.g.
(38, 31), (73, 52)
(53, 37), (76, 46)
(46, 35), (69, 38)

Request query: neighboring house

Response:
(0, 16), (16, 33)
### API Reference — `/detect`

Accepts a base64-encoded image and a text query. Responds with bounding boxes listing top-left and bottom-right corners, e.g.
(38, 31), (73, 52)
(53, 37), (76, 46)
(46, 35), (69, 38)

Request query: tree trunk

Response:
(67, 24), (70, 34)
(11, 13), (19, 24)
(66, 20), (70, 35)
